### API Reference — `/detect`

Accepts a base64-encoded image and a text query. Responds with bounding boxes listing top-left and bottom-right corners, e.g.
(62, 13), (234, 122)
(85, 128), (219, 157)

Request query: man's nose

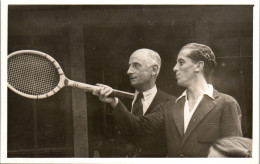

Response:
(173, 64), (178, 72)
(127, 66), (133, 75)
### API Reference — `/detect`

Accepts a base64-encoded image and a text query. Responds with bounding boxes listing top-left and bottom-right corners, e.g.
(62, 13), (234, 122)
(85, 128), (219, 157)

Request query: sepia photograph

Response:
(1, 0), (259, 164)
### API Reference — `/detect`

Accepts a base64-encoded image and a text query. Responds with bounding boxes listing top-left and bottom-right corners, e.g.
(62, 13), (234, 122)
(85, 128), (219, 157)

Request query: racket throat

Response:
(64, 78), (70, 87)
(64, 78), (81, 88)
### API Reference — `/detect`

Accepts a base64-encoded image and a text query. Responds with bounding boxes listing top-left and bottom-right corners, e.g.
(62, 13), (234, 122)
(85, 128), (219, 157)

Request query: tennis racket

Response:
(8, 50), (134, 99)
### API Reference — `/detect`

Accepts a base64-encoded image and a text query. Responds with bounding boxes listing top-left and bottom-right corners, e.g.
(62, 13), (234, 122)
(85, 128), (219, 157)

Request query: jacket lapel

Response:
(182, 90), (220, 145)
(144, 90), (160, 115)
(171, 97), (185, 137)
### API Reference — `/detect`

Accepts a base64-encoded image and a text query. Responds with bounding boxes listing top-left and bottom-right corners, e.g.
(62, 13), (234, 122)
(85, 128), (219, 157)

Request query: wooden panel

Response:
(69, 6), (89, 157)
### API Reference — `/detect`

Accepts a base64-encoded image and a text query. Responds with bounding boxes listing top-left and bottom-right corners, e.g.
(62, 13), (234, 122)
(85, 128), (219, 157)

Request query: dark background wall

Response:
(7, 5), (253, 157)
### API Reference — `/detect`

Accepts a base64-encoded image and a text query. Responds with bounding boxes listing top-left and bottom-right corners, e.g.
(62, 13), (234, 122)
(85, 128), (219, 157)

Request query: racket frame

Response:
(8, 50), (66, 99)
(8, 50), (134, 99)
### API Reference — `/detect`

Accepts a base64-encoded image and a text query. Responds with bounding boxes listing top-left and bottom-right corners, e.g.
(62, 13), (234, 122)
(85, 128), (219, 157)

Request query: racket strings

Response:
(8, 53), (60, 96)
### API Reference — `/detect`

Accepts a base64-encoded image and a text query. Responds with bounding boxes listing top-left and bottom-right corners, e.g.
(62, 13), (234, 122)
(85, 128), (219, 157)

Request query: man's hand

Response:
(92, 84), (118, 108)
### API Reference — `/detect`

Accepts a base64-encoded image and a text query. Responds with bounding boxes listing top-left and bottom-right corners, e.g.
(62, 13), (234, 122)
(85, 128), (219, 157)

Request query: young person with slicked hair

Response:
(93, 43), (242, 157)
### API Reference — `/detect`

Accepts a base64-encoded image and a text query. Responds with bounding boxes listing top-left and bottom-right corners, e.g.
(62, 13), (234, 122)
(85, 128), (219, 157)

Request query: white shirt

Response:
(131, 85), (157, 115)
(175, 84), (215, 133)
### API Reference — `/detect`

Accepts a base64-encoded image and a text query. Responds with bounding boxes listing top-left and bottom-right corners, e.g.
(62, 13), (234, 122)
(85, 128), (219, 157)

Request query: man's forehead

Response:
(177, 49), (191, 60)
(131, 50), (149, 58)
(129, 52), (150, 62)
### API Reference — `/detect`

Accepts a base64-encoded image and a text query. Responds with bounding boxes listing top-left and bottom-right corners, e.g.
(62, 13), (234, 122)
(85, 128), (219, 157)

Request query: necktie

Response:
(128, 92), (144, 157)
(132, 92), (143, 116)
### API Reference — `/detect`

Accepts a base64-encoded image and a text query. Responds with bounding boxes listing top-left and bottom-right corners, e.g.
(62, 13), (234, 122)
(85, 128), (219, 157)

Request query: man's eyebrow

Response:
(129, 62), (140, 65)
(177, 58), (185, 62)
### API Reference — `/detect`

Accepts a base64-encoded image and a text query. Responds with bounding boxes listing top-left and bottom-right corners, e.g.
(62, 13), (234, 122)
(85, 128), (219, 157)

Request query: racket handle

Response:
(111, 89), (135, 99)
(65, 79), (134, 99)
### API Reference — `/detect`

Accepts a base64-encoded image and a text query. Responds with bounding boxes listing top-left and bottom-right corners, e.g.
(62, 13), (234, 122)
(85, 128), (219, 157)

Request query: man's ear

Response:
(151, 64), (159, 76)
(194, 61), (204, 72)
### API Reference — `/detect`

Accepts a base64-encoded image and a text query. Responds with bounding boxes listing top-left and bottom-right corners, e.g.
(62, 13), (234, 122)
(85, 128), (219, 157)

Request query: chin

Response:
(177, 81), (186, 87)
(130, 82), (138, 87)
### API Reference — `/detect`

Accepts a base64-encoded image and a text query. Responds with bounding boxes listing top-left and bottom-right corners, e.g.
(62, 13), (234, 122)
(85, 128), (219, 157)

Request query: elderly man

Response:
(94, 43), (242, 157)
(97, 48), (174, 157)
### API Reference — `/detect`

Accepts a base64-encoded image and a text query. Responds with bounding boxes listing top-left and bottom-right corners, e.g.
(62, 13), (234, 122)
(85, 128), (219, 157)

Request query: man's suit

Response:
(99, 89), (175, 157)
(112, 89), (243, 157)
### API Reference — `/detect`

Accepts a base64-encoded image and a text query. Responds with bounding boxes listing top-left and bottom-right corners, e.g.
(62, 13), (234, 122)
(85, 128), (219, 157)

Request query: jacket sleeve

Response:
(111, 100), (165, 137)
(220, 98), (243, 137)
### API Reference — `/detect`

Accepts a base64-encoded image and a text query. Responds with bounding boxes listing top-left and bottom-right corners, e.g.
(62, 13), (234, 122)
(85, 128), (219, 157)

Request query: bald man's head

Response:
(131, 48), (161, 74)
(127, 48), (161, 92)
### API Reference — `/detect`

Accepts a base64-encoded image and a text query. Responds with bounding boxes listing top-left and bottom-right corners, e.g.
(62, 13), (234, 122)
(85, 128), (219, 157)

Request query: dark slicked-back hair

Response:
(181, 43), (217, 78)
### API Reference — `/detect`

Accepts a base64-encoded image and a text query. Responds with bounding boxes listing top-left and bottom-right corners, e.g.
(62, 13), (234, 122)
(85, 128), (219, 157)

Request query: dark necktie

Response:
(132, 92), (144, 116)
(128, 92), (144, 157)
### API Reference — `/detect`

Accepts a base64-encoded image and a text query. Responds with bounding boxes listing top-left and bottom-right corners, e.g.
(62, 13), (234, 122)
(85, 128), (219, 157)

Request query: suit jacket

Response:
(112, 89), (243, 157)
(130, 89), (176, 157)
(99, 89), (175, 157)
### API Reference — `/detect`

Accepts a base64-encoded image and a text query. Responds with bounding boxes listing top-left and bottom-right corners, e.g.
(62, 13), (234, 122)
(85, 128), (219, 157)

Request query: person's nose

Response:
(127, 66), (133, 75)
(173, 64), (178, 72)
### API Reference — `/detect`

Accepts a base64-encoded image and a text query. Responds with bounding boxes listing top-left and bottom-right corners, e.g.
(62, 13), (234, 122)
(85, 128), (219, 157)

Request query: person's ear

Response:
(151, 64), (159, 76)
(194, 61), (204, 72)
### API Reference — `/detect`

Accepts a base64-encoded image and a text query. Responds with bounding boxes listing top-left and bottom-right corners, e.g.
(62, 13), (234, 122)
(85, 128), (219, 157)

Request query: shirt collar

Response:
(175, 84), (215, 103)
(135, 85), (157, 101)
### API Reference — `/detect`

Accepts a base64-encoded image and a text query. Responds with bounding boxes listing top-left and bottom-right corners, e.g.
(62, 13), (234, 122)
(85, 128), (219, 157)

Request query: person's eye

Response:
(133, 63), (140, 68)
(179, 61), (184, 66)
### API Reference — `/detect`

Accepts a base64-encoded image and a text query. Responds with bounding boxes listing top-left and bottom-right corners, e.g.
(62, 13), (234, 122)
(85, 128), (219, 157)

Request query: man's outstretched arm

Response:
(92, 84), (165, 136)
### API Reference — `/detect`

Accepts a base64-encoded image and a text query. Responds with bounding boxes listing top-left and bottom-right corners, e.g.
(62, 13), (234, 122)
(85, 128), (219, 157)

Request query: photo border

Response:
(1, 0), (259, 163)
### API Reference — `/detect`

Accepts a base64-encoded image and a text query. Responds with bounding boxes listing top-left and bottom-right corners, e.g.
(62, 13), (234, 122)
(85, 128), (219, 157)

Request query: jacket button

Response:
(179, 154), (184, 157)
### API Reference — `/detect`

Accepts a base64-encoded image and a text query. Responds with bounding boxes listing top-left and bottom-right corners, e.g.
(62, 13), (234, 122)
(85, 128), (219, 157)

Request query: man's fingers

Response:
(92, 90), (99, 96)
(96, 83), (108, 88)
(92, 87), (101, 96)
(96, 84), (113, 96)
(93, 84), (115, 103)
(104, 89), (113, 97)
(100, 86), (111, 95)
